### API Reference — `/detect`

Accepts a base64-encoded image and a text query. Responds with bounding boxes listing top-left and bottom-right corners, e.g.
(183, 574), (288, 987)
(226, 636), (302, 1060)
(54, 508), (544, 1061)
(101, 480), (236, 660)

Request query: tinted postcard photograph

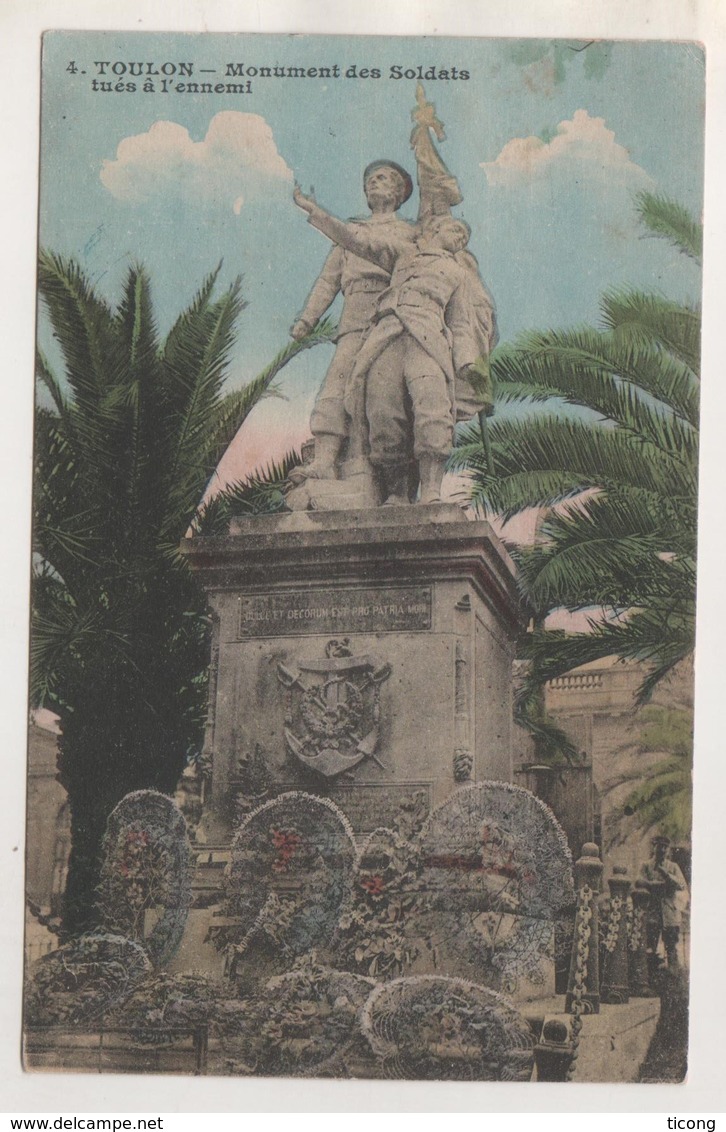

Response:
(24, 31), (703, 1083)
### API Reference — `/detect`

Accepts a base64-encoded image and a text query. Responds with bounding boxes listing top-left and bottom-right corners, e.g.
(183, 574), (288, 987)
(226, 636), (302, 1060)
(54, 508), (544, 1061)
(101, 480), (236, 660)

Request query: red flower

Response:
(125, 830), (150, 848)
(361, 874), (386, 896)
(270, 827), (302, 871)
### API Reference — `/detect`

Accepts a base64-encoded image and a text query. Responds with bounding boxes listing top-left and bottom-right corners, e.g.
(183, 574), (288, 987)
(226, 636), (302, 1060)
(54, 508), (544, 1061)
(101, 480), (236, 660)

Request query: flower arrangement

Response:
(96, 791), (192, 967)
(25, 933), (152, 1027)
(360, 975), (534, 1081)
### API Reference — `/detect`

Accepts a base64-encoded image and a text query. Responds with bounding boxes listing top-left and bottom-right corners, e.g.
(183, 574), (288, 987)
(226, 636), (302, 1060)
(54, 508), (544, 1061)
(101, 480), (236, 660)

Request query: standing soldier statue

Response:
(288, 85), (496, 508)
(288, 160), (416, 486)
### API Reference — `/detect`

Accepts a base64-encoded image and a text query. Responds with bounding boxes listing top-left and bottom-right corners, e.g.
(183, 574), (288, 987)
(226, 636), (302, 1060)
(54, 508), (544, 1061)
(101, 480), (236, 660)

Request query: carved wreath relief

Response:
(277, 639), (391, 779)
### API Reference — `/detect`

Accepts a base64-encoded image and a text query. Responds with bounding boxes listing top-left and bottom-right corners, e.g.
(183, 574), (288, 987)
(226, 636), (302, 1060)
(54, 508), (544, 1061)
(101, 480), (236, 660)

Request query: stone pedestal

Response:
(181, 504), (523, 841)
(533, 1017), (575, 1081)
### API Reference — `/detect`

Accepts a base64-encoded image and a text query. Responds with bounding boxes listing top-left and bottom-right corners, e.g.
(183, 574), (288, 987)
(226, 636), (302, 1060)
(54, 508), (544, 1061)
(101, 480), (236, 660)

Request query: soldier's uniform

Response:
(306, 206), (496, 470)
(640, 854), (688, 971)
(295, 213), (417, 441)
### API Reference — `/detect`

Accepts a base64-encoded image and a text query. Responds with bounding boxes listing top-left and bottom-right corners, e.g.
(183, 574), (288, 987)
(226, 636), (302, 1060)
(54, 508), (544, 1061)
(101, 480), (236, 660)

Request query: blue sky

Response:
(38, 32), (704, 481)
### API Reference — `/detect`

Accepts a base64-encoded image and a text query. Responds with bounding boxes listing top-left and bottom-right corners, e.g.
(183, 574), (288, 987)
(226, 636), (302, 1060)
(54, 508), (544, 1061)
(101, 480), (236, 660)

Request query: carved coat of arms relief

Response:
(277, 639), (391, 779)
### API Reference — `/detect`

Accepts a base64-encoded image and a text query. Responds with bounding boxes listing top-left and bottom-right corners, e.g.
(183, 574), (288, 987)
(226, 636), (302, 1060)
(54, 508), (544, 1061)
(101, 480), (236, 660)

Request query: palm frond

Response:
(116, 263), (159, 371)
(541, 489), (692, 554)
(636, 191), (703, 264)
(202, 316), (337, 473)
(29, 587), (119, 709)
(194, 449), (303, 535)
(115, 264), (162, 538)
(490, 378), (568, 406)
(615, 755), (692, 842)
(458, 414), (692, 507)
(517, 629), (632, 711)
(33, 410), (105, 592)
(514, 700), (582, 764)
(36, 350), (75, 433)
(587, 608), (694, 705)
(517, 536), (668, 613)
(159, 277), (246, 533)
(600, 290), (701, 378)
(160, 263), (223, 377)
(493, 328), (700, 426)
(454, 466), (591, 522)
(37, 250), (120, 462)
(512, 489), (695, 612)
(518, 614), (694, 716)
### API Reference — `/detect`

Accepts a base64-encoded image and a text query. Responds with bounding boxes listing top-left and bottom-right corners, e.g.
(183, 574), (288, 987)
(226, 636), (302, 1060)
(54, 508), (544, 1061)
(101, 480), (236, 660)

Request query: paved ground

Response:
(522, 994), (661, 1082)
(638, 967), (689, 1083)
(573, 999), (660, 1082)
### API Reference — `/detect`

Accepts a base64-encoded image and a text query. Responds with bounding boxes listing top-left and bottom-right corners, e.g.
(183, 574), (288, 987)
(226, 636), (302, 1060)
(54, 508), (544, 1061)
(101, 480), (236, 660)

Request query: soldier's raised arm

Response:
(293, 185), (400, 273)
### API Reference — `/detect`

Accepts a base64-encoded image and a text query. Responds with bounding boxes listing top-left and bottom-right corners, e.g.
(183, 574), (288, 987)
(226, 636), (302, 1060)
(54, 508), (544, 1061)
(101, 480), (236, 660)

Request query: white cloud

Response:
(100, 111), (293, 210)
(481, 109), (653, 189)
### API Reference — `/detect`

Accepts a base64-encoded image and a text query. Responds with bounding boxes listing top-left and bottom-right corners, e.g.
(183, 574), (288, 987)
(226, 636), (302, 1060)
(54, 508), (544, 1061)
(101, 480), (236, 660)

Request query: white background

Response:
(1, 0), (724, 1118)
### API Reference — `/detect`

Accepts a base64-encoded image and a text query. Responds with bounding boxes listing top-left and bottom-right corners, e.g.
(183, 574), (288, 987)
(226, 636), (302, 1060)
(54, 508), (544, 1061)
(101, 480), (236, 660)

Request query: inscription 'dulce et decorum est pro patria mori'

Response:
(237, 585), (432, 638)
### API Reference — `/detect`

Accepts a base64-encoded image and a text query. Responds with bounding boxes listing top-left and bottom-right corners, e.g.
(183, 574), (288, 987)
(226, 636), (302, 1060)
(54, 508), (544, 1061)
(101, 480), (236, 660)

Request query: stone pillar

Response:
(629, 880), (653, 997)
(566, 842), (603, 1015)
(453, 598), (474, 783)
(600, 866), (632, 1004)
(533, 1017), (575, 1081)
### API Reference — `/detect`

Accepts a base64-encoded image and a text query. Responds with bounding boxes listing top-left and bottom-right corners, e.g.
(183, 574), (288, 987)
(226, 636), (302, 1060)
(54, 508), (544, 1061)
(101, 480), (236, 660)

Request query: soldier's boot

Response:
(418, 454), (447, 504)
(381, 465), (410, 506)
(288, 434), (341, 484)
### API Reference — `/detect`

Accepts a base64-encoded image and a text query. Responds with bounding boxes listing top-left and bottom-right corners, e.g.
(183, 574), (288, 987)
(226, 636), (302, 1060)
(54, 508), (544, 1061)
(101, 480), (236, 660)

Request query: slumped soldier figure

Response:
(294, 184), (495, 504)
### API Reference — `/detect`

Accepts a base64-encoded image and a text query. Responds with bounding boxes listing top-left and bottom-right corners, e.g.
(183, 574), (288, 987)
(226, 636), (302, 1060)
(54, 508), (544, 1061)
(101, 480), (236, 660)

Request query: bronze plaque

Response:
(237, 585), (432, 638)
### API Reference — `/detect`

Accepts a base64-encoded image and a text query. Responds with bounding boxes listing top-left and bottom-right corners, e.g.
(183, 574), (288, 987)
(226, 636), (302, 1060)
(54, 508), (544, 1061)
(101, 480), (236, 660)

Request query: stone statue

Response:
(287, 86), (497, 509)
(288, 160), (417, 489)
(294, 193), (491, 504)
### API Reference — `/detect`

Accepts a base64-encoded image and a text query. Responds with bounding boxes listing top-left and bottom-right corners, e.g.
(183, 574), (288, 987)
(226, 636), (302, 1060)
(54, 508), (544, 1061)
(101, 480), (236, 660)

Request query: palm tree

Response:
(193, 449), (304, 531)
(601, 704), (693, 848)
(450, 193), (700, 720)
(33, 252), (334, 934)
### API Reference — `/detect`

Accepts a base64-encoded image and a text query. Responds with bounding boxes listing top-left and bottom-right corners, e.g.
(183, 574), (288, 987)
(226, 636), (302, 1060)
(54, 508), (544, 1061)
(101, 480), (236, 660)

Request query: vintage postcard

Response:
(24, 30), (703, 1084)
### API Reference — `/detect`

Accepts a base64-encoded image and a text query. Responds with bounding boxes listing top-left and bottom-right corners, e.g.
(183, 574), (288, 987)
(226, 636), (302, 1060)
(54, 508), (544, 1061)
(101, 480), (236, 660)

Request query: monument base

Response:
(182, 504), (523, 841)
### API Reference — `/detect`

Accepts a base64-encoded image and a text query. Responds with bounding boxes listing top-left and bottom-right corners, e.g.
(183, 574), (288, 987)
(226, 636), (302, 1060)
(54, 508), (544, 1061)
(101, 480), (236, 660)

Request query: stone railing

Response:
(547, 673), (604, 691)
